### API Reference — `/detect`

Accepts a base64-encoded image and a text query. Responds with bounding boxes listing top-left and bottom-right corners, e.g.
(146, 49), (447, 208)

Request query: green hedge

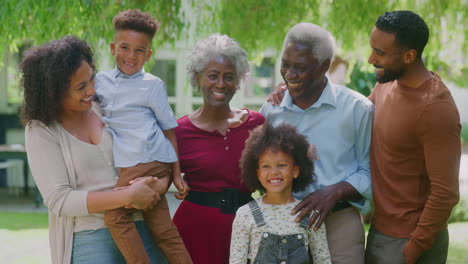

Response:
(449, 198), (468, 223)
(461, 123), (468, 143)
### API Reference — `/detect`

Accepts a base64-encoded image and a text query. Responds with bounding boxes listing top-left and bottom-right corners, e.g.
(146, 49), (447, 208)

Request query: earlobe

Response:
(146, 49), (153, 62)
(404, 49), (417, 64)
(293, 166), (300, 179)
(110, 42), (116, 56)
(321, 58), (332, 75)
(195, 72), (200, 84)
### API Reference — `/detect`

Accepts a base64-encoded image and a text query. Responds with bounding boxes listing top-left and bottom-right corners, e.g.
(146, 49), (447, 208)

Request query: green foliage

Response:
(347, 60), (375, 97)
(0, 0), (467, 85)
(192, 0), (468, 86)
(449, 198), (468, 223)
(461, 123), (468, 143)
(0, 0), (186, 63)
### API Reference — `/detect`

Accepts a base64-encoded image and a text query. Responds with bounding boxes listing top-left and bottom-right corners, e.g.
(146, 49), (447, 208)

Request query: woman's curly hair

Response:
(20, 35), (95, 126)
(240, 123), (314, 194)
(186, 33), (249, 90)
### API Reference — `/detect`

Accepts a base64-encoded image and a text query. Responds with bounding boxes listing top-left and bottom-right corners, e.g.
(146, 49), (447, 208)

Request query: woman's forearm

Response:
(87, 177), (159, 214)
(87, 190), (129, 214)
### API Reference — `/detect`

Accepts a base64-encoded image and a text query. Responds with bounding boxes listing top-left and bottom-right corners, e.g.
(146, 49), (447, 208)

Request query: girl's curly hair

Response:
(240, 123), (314, 193)
(20, 35), (95, 126)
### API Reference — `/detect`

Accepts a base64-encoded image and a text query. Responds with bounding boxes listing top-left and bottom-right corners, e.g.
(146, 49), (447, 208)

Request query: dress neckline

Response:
(184, 109), (252, 135)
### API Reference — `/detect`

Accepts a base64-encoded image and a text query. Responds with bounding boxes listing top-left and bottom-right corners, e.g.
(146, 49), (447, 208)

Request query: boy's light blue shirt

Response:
(260, 80), (374, 214)
(96, 67), (178, 168)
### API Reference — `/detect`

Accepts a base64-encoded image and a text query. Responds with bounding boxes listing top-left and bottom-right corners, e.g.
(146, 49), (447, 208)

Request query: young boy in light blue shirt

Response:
(95, 9), (191, 264)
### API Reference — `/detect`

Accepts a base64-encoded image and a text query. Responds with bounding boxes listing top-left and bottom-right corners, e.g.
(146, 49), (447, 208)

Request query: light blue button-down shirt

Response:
(96, 67), (178, 168)
(260, 80), (374, 214)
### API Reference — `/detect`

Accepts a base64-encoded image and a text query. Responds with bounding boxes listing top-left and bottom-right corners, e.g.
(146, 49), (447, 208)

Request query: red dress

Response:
(173, 110), (265, 264)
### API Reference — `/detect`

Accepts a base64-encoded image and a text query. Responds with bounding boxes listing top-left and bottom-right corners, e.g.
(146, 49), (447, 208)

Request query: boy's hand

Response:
(173, 176), (190, 200)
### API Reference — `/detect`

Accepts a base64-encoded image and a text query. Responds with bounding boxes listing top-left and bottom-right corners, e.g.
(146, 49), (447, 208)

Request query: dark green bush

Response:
(461, 123), (468, 144)
(449, 198), (468, 223)
(347, 61), (375, 97)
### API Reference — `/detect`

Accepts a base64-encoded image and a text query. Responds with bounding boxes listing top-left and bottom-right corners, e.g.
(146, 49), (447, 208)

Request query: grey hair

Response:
(186, 33), (250, 88)
(282, 23), (335, 63)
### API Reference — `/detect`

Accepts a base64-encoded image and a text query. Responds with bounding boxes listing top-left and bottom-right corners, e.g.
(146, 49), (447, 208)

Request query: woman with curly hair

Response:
(22, 35), (165, 264)
(230, 123), (331, 263)
(172, 34), (265, 263)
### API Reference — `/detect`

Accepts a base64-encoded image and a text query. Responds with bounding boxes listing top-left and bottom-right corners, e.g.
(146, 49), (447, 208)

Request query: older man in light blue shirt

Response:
(261, 23), (373, 264)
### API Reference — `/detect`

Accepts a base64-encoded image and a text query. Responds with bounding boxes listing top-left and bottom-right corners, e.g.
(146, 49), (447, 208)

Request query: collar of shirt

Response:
(112, 67), (145, 79)
(280, 78), (338, 111)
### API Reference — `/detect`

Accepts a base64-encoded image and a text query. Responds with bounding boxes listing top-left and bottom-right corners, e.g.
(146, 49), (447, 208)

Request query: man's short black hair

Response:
(376, 11), (429, 58)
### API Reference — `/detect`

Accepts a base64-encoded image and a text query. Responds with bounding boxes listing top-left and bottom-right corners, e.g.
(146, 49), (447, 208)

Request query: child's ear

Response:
(293, 166), (300, 179)
(145, 49), (153, 62)
(110, 42), (116, 56)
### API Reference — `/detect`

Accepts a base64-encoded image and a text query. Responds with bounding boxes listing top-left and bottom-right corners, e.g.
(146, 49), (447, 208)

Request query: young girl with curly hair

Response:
(230, 123), (331, 264)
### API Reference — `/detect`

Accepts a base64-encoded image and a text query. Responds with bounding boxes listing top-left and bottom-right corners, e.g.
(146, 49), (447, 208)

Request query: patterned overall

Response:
(248, 200), (310, 264)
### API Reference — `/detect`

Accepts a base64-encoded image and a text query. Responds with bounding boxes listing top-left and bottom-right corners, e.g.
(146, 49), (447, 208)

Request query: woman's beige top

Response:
(68, 125), (117, 232)
(25, 104), (117, 264)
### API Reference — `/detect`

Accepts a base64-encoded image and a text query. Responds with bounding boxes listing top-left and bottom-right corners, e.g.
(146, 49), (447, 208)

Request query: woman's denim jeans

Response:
(72, 221), (168, 264)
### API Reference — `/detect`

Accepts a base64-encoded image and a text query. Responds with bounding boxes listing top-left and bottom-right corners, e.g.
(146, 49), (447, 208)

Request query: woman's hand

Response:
(123, 177), (161, 210)
(266, 82), (287, 106)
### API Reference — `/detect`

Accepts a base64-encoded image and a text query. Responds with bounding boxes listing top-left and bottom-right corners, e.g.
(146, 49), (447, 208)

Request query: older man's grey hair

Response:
(283, 23), (336, 63)
(187, 34), (250, 89)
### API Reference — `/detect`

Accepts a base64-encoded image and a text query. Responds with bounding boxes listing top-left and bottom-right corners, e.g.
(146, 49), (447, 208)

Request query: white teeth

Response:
(82, 97), (93, 102)
(269, 179), (282, 183)
(213, 92), (224, 95)
(287, 81), (302, 87)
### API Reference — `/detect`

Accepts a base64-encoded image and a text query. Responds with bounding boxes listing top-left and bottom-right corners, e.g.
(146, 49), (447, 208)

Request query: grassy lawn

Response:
(0, 212), (467, 263)
(0, 212), (50, 264)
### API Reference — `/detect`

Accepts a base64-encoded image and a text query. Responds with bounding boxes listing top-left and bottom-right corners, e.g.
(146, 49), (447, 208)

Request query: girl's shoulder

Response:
(236, 199), (257, 216)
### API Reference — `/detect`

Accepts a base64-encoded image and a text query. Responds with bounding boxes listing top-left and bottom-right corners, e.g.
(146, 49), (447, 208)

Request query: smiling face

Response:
(368, 27), (408, 83)
(257, 148), (299, 200)
(61, 60), (96, 114)
(111, 30), (153, 75)
(196, 55), (237, 107)
(280, 41), (328, 106)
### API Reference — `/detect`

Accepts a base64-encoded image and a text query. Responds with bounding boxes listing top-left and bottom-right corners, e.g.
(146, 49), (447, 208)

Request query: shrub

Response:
(461, 123), (468, 144)
(449, 198), (468, 223)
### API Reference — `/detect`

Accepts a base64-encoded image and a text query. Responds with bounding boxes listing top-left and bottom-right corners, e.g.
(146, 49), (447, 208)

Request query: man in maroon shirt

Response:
(365, 11), (461, 264)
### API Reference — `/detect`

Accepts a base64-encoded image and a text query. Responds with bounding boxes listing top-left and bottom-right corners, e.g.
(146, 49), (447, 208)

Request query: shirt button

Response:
(224, 137), (227, 140)
(280, 261), (286, 264)
(227, 129), (230, 132)
(282, 239), (287, 244)
(225, 146), (229, 150)
(297, 234), (303, 240)
(263, 233), (268, 238)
